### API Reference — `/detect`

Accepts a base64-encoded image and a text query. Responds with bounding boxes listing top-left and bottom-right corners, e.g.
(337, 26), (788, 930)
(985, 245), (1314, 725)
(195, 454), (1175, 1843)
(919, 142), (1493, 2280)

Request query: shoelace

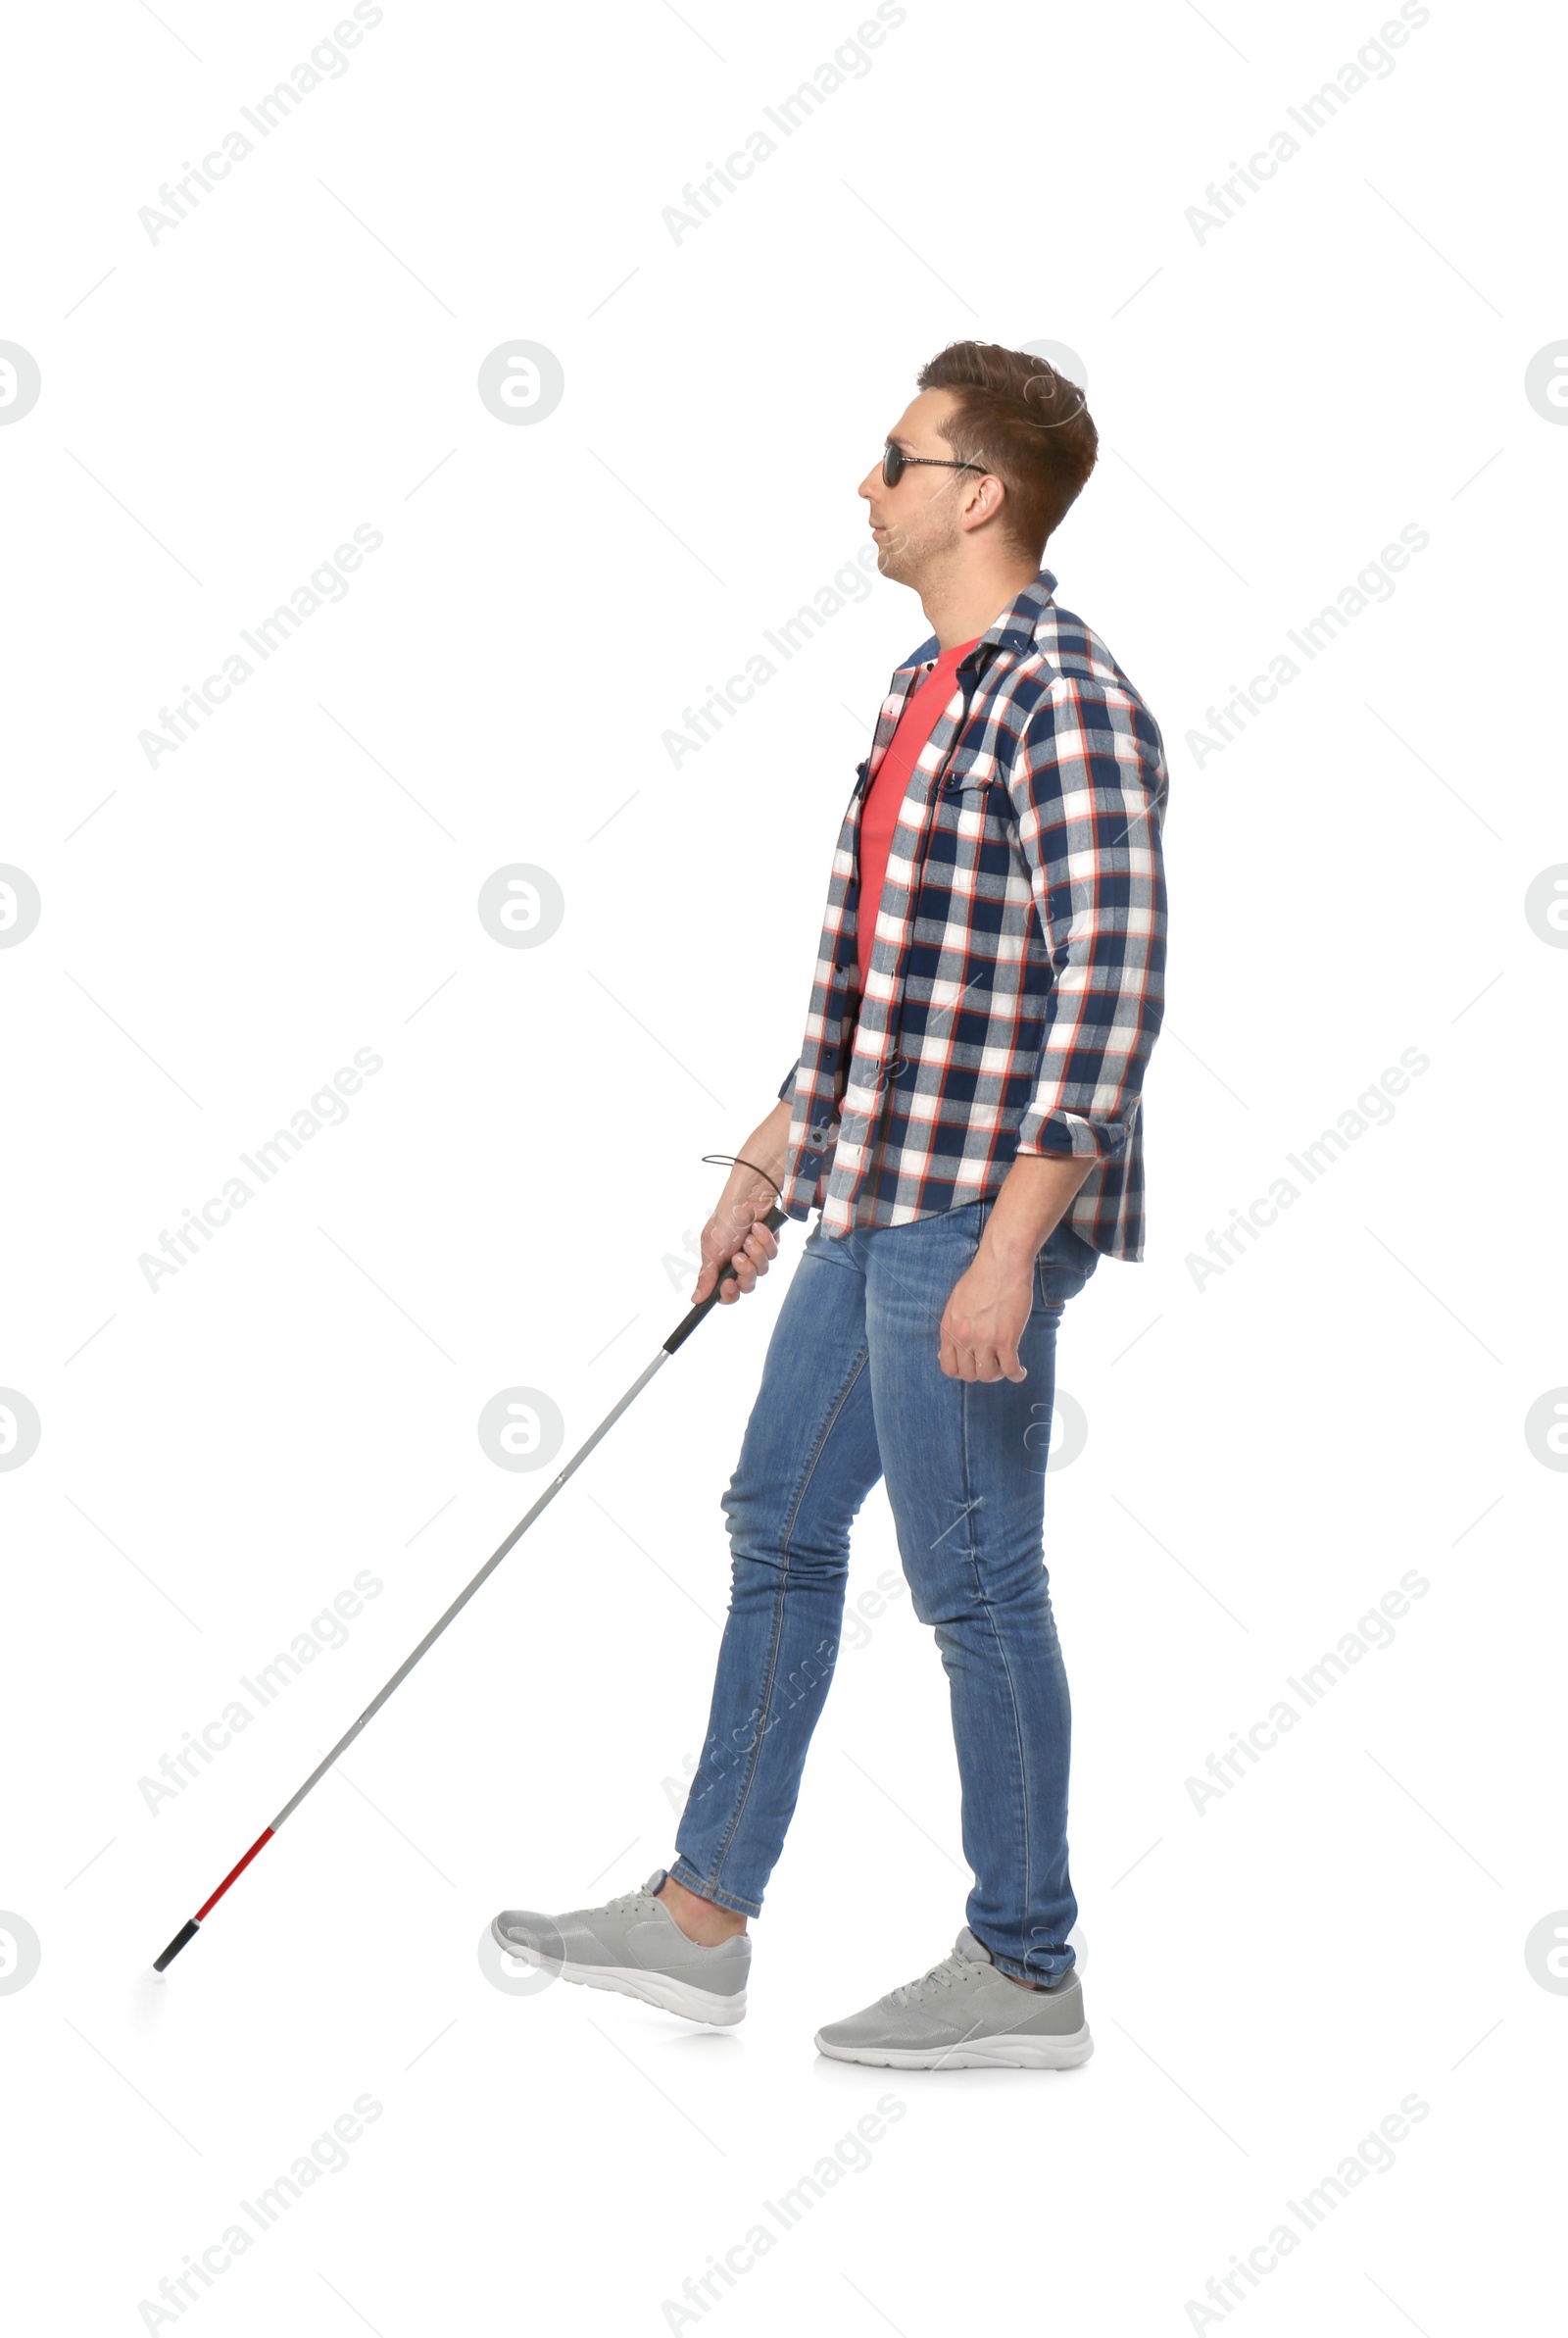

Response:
(888, 1948), (986, 2007)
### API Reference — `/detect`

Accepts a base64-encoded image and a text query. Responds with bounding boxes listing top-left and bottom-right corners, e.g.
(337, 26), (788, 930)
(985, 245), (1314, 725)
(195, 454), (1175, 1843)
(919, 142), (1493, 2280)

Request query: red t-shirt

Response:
(856, 636), (980, 994)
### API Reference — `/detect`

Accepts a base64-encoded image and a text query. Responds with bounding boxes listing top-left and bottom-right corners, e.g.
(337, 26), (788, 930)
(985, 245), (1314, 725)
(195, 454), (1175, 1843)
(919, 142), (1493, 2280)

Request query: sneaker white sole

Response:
(813, 2022), (1094, 2070)
(490, 1923), (747, 2027)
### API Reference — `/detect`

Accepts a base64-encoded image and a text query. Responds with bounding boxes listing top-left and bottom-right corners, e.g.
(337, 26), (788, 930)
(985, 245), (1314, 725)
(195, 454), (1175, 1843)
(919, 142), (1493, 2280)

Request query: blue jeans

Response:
(670, 1199), (1100, 1983)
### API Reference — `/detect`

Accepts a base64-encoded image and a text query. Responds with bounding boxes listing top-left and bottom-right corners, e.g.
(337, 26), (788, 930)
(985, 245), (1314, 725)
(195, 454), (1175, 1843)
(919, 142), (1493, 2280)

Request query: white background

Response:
(2, 0), (1563, 2331)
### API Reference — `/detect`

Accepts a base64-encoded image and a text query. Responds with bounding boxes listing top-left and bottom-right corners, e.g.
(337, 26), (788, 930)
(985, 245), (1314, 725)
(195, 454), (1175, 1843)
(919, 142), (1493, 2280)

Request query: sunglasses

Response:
(881, 442), (985, 489)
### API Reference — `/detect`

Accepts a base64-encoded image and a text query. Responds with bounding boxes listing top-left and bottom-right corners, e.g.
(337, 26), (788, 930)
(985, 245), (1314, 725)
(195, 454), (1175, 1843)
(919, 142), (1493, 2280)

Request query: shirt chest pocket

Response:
(934, 746), (1016, 849)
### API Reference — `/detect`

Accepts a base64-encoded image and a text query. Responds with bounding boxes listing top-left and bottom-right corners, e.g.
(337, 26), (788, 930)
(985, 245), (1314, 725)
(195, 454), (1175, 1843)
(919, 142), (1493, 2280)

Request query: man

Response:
(495, 340), (1169, 2068)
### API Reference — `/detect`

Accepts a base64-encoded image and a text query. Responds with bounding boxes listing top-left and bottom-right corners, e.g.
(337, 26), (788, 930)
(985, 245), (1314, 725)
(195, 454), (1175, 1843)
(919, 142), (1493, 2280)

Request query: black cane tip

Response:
(153, 1918), (199, 1972)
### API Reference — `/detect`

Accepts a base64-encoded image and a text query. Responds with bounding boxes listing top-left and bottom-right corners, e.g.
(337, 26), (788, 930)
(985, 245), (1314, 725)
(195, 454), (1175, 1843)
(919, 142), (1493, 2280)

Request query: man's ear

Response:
(960, 473), (1006, 532)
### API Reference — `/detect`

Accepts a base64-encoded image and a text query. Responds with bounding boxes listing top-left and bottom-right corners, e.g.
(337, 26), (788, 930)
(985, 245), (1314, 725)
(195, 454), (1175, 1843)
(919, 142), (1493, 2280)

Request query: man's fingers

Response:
(939, 1331), (1029, 1383)
(719, 1207), (778, 1250)
(695, 1215), (778, 1304)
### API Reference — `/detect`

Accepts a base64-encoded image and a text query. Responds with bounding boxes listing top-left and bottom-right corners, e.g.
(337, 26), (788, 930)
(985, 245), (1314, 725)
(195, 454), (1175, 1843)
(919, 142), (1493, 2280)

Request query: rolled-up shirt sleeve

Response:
(1007, 672), (1168, 1163)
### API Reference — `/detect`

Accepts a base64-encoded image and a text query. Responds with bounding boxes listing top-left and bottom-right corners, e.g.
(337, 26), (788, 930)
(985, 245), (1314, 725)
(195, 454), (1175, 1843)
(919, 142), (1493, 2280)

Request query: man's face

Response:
(858, 388), (977, 584)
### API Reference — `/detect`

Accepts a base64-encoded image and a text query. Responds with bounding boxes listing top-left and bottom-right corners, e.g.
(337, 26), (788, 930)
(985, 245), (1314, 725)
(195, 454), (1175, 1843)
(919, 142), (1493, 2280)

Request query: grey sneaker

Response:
(814, 1925), (1092, 2069)
(491, 1868), (750, 2026)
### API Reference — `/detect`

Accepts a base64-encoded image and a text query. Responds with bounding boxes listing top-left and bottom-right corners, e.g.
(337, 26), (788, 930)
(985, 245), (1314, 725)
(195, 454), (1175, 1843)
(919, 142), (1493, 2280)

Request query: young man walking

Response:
(495, 340), (1170, 2068)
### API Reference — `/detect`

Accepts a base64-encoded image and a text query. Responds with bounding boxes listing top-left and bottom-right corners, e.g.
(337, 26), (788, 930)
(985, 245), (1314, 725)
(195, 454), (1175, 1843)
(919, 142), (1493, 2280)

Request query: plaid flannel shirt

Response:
(775, 570), (1169, 1261)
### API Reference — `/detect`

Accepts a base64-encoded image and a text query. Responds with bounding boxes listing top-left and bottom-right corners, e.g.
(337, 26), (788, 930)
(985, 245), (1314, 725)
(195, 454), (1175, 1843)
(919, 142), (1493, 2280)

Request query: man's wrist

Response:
(979, 1152), (1095, 1271)
(977, 1222), (1042, 1275)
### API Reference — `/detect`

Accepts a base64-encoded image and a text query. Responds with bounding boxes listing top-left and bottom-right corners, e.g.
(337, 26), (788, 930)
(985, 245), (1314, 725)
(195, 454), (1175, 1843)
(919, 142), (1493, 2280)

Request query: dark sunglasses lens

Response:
(882, 444), (904, 487)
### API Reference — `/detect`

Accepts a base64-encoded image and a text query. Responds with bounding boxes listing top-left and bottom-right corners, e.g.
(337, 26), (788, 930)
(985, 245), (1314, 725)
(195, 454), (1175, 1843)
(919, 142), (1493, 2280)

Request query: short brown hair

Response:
(915, 340), (1098, 560)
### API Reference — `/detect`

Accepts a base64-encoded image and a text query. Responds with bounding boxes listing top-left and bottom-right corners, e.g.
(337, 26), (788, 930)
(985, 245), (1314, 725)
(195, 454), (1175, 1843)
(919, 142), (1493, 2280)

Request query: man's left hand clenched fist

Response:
(938, 1250), (1035, 1382)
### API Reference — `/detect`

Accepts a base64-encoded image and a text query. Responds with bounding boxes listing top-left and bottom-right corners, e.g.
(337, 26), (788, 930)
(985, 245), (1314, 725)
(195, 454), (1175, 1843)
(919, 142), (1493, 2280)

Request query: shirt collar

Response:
(962, 569), (1057, 664)
(907, 570), (1057, 673)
